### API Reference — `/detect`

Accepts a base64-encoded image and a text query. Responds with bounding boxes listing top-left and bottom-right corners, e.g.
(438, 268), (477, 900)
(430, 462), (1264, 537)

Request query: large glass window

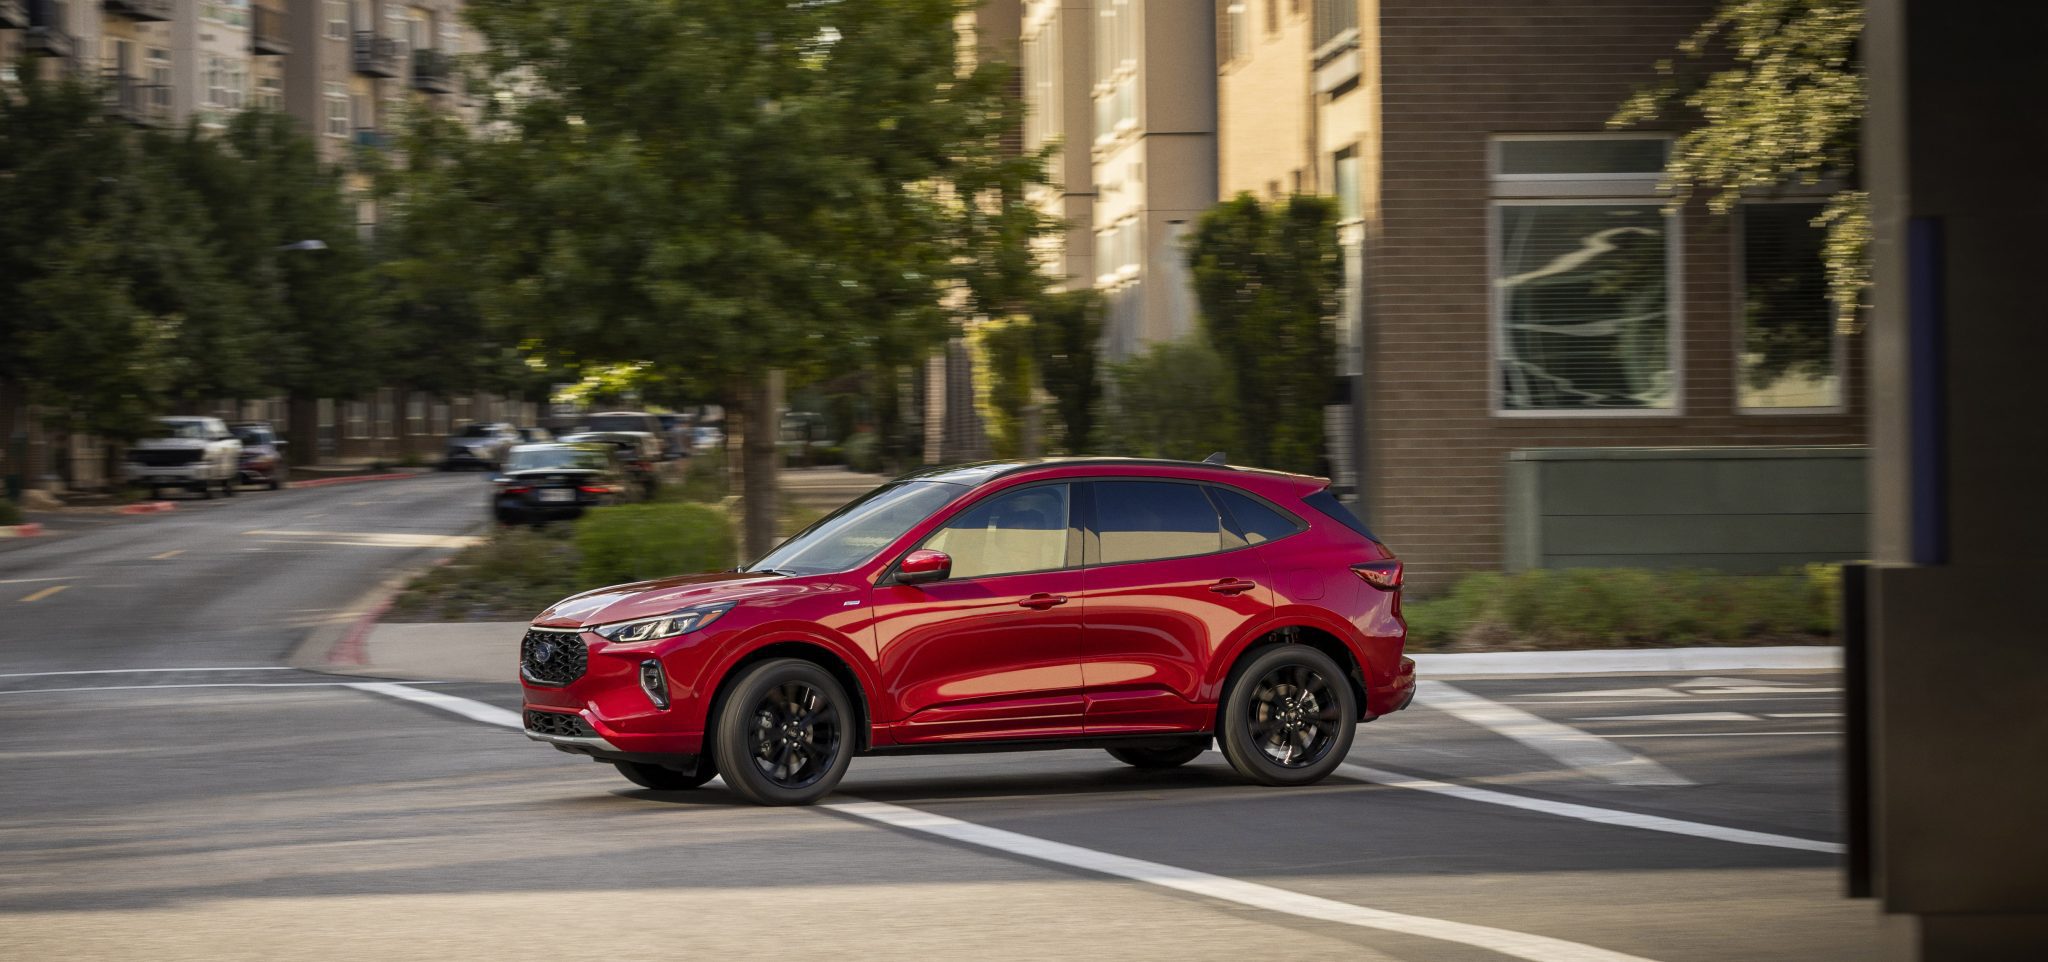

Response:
(1495, 203), (1673, 410)
(1022, 15), (1061, 153)
(1739, 202), (1839, 410)
(747, 481), (961, 576)
(1093, 482), (1229, 564)
(923, 485), (1072, 579)
(1333, 147), (1359, 221)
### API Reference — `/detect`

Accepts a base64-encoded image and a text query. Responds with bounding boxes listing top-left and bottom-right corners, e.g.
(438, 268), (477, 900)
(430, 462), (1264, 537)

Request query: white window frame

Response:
(325, 1), (350, 40)
(1488, 133), (1683, 418)
(1733, 195), (1847, 415)
(324, 82), (350, 137)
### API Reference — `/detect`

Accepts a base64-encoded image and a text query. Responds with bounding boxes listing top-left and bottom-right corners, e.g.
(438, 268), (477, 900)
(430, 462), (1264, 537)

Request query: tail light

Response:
(1353, 560), (1403, 591)
(503, 485), (533, 495)
(578, 484), (612, 494)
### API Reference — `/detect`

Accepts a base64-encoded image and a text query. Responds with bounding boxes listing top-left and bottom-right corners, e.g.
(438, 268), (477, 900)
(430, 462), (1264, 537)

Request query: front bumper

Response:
(124, 463), (207, 484)
(521, 629), (708, 757)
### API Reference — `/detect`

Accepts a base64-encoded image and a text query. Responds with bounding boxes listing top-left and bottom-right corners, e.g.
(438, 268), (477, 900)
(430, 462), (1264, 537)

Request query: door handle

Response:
(1018, 593), (1069, 609)
(1208, 579), (1257, 595)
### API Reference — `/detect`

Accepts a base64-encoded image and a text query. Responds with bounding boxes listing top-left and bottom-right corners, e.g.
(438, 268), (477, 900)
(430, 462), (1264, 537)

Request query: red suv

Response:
(520, 458), (1415, 805)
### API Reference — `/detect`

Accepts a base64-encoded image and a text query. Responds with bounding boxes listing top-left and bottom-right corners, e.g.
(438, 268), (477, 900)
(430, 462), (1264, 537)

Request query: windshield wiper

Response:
(743, 567), (796, 577)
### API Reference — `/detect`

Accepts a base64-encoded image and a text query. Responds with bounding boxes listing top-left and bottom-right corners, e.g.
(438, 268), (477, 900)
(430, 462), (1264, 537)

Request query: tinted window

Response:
(923, 485), (1071, 579)
(1093, 481), (1227, 564)
(1303, 490), (1378, 542)
(1214, 488), (1303, 545)
(745, 481), (959, 576)
(458, 424), (495, 438)
(581, 415), (653, 434)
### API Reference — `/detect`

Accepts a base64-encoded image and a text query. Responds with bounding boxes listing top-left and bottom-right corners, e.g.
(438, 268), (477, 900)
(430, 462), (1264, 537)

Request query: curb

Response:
(288, 552), (463, 677)
(116, 501), (177, 515)
(1411, 645), (1841, 678)
(288, 471), (423, 490)
(0, 523), (44, 539)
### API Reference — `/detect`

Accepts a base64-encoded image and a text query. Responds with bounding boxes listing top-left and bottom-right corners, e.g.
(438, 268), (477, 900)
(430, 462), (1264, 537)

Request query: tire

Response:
(613, 759), (717, 791)
(712, 658), (855, 806)
(268, 473), (283, 491)
(1216, 645), (1357, 787)
(220, 476), (236, 497)
(1106, 738), (1211, 769)
(193, 482), (213, 500)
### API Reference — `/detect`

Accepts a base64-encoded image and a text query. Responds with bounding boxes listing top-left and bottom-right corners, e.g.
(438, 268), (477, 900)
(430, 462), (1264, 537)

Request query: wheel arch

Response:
(707, 638), (876, 752)
(1213, 622), (1372, 726)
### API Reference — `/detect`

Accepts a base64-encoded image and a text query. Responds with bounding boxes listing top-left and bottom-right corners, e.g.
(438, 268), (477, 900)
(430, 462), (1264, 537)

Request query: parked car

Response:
(442, 422), (519, 470)
(691, 425), (724, 452)
(123, 417), (243, 500)
(490, 443), (632, 525)
(556, 431), (661, 497)
(655, 413), (691, 461)
(519, 456), (1414, 805)
(517, 426), (554, 444)
(229, 421), (288, 491)
(572, 410), (670, 457)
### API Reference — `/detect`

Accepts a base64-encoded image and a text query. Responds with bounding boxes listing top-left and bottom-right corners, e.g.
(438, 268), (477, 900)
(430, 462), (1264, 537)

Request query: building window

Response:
(1022, 15), (1062, 154)
(345, 402), (368, 440)
(1738, 201), (1840, 410)
(325, 0), (349, 40)
(147, 48), (172, 109)
(255, 74), (282, 112)
(1265, 0), (1279, 34)
(324, 82), (350, 137)
(407, 394), (427, 435)
(203, 1), (250, 28)
(1094, 0), (1137, 145)
(1491, 136), (1676, 414)
(1221, 2), (1248, 65)
(1333, 146), (1359, 221)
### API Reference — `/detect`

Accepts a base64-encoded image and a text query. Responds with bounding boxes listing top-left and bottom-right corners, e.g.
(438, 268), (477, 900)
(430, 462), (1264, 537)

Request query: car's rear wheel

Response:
(1217, 645), (1356, 787)
(219, 476), (236, 497)
(192, 481), (213, 500)
(268, 472), (283, 491)
(1106, 738), (1210, 769)
(712, 658), (854, 806)
(613, 759), (716, 791)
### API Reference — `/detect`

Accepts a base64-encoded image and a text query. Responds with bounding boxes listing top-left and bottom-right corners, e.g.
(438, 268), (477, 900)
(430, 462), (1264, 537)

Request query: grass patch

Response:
(1402, 565), (1841, 651)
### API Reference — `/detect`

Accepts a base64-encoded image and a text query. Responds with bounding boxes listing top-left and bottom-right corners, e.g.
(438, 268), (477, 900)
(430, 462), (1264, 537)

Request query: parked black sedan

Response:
(489, 443), (632, 525)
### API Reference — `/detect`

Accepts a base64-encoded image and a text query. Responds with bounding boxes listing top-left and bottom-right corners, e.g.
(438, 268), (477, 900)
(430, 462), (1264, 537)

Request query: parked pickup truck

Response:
(123, 416), (243, 500)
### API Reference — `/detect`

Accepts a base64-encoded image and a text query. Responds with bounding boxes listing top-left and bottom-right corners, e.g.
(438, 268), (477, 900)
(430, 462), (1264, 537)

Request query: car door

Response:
(867, 482), (1086, 745)
(1077, 479), (1273, 734)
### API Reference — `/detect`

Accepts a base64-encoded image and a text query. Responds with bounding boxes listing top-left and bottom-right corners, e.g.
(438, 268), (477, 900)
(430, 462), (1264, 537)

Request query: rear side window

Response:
(1212, 488), (1305, 545)
(1303, 490), (1378, 543)
(1093, 481), (1228, 564)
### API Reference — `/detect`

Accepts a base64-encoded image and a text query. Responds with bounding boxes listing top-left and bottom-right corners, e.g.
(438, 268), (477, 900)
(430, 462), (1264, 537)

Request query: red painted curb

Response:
(328, 596), (391, 668)
(288, 472), (420, 491)
(0, 523), (44, 538)
(116, 501), (177, 515)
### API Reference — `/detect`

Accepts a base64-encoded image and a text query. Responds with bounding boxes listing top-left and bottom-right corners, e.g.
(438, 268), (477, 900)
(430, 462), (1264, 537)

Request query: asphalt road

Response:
(0, 477), (1880, 962)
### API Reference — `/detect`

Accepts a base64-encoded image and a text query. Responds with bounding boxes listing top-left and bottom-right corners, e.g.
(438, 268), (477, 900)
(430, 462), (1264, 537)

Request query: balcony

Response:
(104, 0), (172, 22)
(250, 3), (290, 56)
(353, 127), (393, 150)
(104, 72), (170, 127)
(25, 0), (73, 59)
(0, 0), (27, 31)
(410, 48), (456, 94)
(352, 31), (401, 78)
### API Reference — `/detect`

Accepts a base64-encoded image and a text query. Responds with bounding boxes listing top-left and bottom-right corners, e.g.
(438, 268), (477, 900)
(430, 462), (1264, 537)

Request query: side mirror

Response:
(895, 549), (952, 586)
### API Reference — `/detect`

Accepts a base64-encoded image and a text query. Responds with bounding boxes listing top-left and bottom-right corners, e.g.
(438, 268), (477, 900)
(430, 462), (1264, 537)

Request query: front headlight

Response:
(588, 604), (734, 646)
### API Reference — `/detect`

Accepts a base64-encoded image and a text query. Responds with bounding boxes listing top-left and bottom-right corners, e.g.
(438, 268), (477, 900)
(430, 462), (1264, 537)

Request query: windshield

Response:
(457, 424), (497, 438)
(507, 447), (610, 472)
(745, 481), (960, 576)
(233, 428), (272, 445)
(150, 420), (209, 440)
(579, 415), (650, 434)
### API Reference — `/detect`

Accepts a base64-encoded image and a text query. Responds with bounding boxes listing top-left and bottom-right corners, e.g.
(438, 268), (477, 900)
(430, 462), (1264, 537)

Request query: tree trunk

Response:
(287, 394), (319, 467)
(737, 370), (783, 562)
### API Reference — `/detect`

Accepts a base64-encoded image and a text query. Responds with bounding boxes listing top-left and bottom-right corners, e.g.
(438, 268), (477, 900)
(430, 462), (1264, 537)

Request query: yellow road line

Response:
(20, 585), (68, 603)
(151, 549), (184, 560)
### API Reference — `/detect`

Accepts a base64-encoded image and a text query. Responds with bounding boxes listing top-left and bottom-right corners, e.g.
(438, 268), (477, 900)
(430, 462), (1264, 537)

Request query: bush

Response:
(397, 451), (426, 469)
(1402, 566), (1841, 651)
(0, 498), (21, 526)
(659, 448), (729, 503)
(843, 431), (883, 473)
(1102, 337), (1239, 462)
(388, 525), (584, 622)
(576, 502), (736, 587)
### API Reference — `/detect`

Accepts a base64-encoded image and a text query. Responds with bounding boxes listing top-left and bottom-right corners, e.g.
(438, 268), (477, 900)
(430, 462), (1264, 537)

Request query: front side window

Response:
(1093, 481), (1228, 564)
(1739, 201), (1839, 410)
(923, 485), (1072, 580)
(746, 481), (961, 576)
(1492, 136), (1675, 413)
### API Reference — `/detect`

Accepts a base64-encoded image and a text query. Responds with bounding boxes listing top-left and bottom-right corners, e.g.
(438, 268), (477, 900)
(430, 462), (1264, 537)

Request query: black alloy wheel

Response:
(614, 759), (717, 791)
(713, 658), (854, 805)
(1217, 645), (1356, 786)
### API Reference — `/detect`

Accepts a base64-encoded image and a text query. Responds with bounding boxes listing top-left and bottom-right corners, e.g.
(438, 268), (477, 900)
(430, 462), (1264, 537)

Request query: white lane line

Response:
(1419, 681), (1693, 786)
(0, 682), (442, 696)
(1602, 731), (1838, 739)
(1571, 712), (1759, 723)
(830, 799), (1662, 962)
(365, 685), (1840, 858)
(348, 681), (523, 728)
(1687, 686), (1841, 696)
(0, 577), (66, 585)
(0, 666), (297, 679)
(1766, 712), (1843, 719)
(1335, 764), (1843, 854)
(1521, 687), (1689, 700)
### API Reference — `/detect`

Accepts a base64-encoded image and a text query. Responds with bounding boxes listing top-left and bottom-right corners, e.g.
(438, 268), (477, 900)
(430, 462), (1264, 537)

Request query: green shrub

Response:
(397, 451), (426, 469)
(576, 502), (736, 587)
(0, 498), (21, 526)
(843, 431), (883, 473)
(1402, 566), (1841, 651)
(389, 525), (584, 622)
(659, 448), (729, 503)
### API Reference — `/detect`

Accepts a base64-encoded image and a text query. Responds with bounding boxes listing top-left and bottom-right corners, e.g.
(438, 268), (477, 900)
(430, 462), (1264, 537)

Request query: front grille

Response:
(520, 628), (587, 686)
(523, 709), (596, 738)
(130, 448), (202, 466)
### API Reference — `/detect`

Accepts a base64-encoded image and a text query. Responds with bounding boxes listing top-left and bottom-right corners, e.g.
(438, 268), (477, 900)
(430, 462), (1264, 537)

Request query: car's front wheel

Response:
(712, 658), (854, 806)
(613, 759), (716, 791)
(1217, 645), (1357, 787)
(1106, 738), (1210, 769)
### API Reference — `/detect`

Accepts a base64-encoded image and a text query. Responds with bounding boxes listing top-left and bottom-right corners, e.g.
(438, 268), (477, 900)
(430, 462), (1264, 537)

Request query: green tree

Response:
(1185, 194), (1342, 474)
(461, 0), (1050, 556)
(1033, 289), (1102, 454)
(1611, 0), (1866, 326)
(1103, 338), (1238, 463)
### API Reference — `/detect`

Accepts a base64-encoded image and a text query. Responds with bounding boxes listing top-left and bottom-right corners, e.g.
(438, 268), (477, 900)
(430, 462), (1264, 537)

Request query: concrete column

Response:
(1861, 1), (2048, 956)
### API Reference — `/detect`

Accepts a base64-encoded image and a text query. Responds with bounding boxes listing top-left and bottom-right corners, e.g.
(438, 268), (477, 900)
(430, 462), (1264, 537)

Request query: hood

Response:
(532, 570), (853, 629)
(132, 438), (210, 451)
